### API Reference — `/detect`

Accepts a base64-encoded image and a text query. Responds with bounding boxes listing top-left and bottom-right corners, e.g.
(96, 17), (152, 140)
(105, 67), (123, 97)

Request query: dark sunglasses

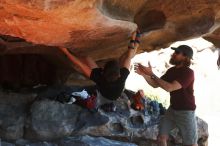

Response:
(174, 50), (186, 56)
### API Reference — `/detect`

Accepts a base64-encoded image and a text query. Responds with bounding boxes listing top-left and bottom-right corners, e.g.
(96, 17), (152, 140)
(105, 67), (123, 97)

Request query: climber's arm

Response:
(59, 48), (97, 78)
(120, 46), (138, 70)
(120, 30), (140, 70)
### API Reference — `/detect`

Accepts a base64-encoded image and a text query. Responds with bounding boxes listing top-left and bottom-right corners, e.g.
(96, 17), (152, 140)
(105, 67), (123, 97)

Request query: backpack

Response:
(75, 95), (97, 110)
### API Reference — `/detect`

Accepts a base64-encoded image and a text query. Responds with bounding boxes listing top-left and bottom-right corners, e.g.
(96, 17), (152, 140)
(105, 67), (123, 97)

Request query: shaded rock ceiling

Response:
(1, 0), (220, 60)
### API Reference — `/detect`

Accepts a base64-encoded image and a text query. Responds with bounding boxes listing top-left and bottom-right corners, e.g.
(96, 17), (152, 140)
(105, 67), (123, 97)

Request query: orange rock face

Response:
(0, 0), (220, 86)
(1, 0), (220, 55)
(0, 0), (136, 59)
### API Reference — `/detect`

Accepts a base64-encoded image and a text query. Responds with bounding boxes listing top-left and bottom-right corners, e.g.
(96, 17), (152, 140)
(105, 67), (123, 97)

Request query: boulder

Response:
(0, 90), (209, 146)
(1, 141), (15, 146)
(3, 135), (138, 146)
(25, 100), (82, 140)
(73, 96), (208, 146)
(0, 92), (35, 140)
(0, 104), (25, 140)
(58, 135), (137, 146)
(25, 98), (109, 140)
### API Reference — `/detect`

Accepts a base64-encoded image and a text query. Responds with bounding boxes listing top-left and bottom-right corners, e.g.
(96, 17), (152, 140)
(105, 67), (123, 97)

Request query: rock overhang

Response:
(0, 0), (220, 86)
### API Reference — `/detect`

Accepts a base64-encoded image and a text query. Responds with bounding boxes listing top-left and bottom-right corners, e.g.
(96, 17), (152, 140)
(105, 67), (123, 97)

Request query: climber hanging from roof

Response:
(59, 29), (141, 110)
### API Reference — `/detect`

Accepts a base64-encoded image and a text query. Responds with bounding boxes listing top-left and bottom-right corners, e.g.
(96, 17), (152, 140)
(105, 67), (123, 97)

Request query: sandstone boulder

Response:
(2, 135), (138, 146)
(25, 100), (82, 140)
(0, 92), (36, 140)
(0, 90), (209, 146)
